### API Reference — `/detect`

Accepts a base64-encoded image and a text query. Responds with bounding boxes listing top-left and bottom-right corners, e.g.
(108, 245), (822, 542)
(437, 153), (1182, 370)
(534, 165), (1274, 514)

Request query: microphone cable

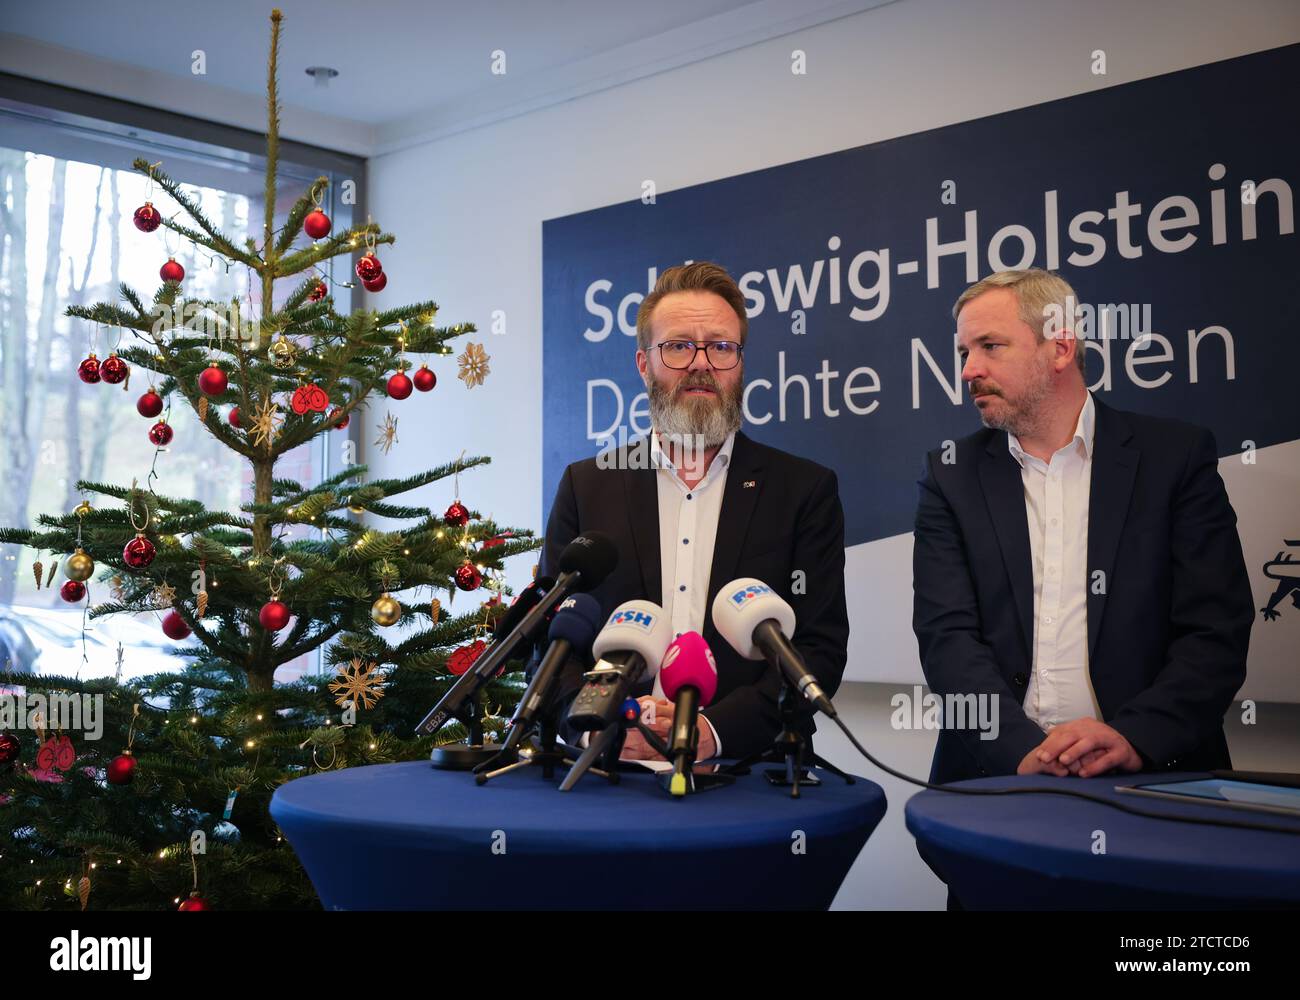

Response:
(830, 713), (1300, 836)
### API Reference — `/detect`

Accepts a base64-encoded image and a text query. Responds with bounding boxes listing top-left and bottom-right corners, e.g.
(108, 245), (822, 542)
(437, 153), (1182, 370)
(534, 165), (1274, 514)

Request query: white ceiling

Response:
(0, 0), (891, 155)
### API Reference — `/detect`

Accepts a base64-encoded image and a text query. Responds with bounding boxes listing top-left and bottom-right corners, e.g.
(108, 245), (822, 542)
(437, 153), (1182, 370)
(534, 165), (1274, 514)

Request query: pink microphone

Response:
(660, 632), (718, 795)
(661, 632), (718, 705)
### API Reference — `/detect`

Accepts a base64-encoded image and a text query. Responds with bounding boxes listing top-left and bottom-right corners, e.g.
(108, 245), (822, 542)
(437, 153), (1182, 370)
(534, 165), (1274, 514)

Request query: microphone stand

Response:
(722, 680), (855, 798)
(473, 692), (601, 785)
(430, 694), (520, 771)
(659, 754), (735, 799)
(557, 705), (672, 792)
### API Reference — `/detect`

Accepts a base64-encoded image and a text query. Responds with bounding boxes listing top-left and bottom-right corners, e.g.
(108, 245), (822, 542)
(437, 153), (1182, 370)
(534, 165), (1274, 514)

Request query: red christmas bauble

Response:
(328, 406), (349, 429)
(162, 610), (191, 640)
(355, 253), (382, 281)
(387, 371), (413, 399)
(259, 599), (291, 631)
(60, 579), (86, 603)
(308, 280), (328, 302)
(413, 365), (436, 392)
(137, 389), (164, 417)
(100, 353), (129, 384)
(446, 638), (487, 676)
(228, 406), (241, 427)
(160, 257), (185, 282)
(198, 363), (228, 397)
(178, 892), (210, 911)
(0, 732), (21, 766)
(303, 209), (332, 239)
(443, 501), (470, 527)
(362, 272), (387, 292)
(133, 202), (162, 232)
(149, 421), (174, 446)
(123, 533), (157, 570)
(107, 751), (137, 785)
(78, 354), (102, 384)
(454, 561), (482, 592)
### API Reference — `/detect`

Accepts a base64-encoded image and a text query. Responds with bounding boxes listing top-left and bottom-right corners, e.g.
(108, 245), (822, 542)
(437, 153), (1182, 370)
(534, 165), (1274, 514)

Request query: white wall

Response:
(367, 0), (1300, 684)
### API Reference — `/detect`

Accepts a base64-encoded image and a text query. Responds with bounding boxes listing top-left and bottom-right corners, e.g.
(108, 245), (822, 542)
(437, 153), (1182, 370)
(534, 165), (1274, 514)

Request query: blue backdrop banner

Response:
(542, 43), (1299, 550)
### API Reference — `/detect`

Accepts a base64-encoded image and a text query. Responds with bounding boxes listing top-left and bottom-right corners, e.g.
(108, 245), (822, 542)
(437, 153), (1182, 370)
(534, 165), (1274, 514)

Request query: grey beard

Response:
(976, 365), (1053, 439)
(645, 372), (743, 451)
(980, 401), (1042, 438)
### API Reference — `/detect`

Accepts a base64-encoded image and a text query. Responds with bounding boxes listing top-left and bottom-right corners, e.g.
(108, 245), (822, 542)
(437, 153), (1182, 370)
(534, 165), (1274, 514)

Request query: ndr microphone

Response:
(414, 530), (617, 737)
(711, 578), (837, 718)
(506, 593), (603, 741)
(413, 573), (554, 737)
(566, 600), (671, 732)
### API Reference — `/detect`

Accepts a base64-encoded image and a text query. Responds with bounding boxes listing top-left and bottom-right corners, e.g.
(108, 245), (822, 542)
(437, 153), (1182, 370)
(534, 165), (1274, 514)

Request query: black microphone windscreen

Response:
(493, 575), (555, 639)
(557, 530), (617, 588)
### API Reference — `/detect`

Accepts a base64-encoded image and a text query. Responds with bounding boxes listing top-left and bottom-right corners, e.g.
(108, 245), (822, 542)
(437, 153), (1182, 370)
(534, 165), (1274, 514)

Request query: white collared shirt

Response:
(650, 429), (735, 757)
(1008, 392), (1102, 730)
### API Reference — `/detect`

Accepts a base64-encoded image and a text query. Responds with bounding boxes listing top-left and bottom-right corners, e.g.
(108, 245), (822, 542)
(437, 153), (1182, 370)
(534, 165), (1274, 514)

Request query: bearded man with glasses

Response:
(538, 262), (849, 763)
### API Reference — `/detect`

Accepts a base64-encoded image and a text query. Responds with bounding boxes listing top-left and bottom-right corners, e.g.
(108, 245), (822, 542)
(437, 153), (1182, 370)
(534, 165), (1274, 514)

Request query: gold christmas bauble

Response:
(370, 594), (401, 627)
(65, 549), (95, 583)
(73, 501), (94, 518)
(268, 335), (298, 371)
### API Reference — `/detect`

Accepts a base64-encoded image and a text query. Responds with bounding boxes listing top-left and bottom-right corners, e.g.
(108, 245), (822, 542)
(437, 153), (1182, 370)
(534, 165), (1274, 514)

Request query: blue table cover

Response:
(905, 772), (1300, 909)
(271, 760), (886, 910)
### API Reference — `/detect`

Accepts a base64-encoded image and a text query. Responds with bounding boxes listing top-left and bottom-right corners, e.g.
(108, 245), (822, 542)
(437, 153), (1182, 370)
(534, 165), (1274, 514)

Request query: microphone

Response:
(566, 600), (671, 732)
(494, 573), (557, 658)
(500, 593), (602, 753)
(472, 530), (617, 682)
(415, 530), (617, 736)
(659, 631), (718, 796)
(413, 574), (555, 736)
(711, 577), (837, 718)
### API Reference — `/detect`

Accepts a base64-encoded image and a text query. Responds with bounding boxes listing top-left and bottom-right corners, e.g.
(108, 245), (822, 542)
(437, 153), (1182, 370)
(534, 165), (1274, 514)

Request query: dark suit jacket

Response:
(912, 398), (1252, 784)
(538, 430), (849, 759)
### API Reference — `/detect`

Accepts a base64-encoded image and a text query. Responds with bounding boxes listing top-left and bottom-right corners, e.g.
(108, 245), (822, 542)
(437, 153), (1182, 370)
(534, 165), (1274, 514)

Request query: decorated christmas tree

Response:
(0, 9), (538, 910)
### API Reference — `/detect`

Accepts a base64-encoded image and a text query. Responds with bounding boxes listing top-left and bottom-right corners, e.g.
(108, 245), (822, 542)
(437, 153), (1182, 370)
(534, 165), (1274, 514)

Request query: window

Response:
(0, 77), (365, 683)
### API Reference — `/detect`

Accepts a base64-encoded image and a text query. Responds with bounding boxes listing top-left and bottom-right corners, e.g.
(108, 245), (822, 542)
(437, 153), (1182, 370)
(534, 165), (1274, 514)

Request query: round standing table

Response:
(905, 772), (1300, 909)
(271, 760), (886, 910)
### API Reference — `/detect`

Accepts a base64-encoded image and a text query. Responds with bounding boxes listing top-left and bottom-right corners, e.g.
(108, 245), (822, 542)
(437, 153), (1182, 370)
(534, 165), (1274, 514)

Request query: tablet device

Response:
(1115, 777), (1300, 819)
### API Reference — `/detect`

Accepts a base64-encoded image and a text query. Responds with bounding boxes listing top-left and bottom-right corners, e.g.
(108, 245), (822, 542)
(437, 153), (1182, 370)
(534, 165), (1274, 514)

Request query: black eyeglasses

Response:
(652, 340), (744, 370)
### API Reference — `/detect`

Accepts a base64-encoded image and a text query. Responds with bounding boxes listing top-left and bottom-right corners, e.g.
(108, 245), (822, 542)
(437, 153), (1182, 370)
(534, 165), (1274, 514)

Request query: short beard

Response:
(973, 356), (1053, 438)
(645, 367), (744, 456)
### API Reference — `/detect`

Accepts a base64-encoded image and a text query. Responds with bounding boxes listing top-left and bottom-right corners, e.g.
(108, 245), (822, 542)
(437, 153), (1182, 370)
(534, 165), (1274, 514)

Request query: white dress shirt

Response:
(650, 429), (734, 757)
(1008, 392), (1103, 730)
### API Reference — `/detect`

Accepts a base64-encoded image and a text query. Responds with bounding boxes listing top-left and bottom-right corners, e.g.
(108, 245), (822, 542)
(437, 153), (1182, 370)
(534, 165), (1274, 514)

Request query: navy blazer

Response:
(912, 398), (1253, 784)
(538, 430), (849, 759)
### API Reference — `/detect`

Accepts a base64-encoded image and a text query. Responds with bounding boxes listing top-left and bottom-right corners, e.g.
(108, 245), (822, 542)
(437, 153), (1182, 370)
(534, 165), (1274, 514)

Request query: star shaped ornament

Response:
(457, 342), (490, 388)
(151, 582), (177, 608)
(329, 658), (386, 711)
(249, 396), (283, 450)
(374, 412), (399, 454)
